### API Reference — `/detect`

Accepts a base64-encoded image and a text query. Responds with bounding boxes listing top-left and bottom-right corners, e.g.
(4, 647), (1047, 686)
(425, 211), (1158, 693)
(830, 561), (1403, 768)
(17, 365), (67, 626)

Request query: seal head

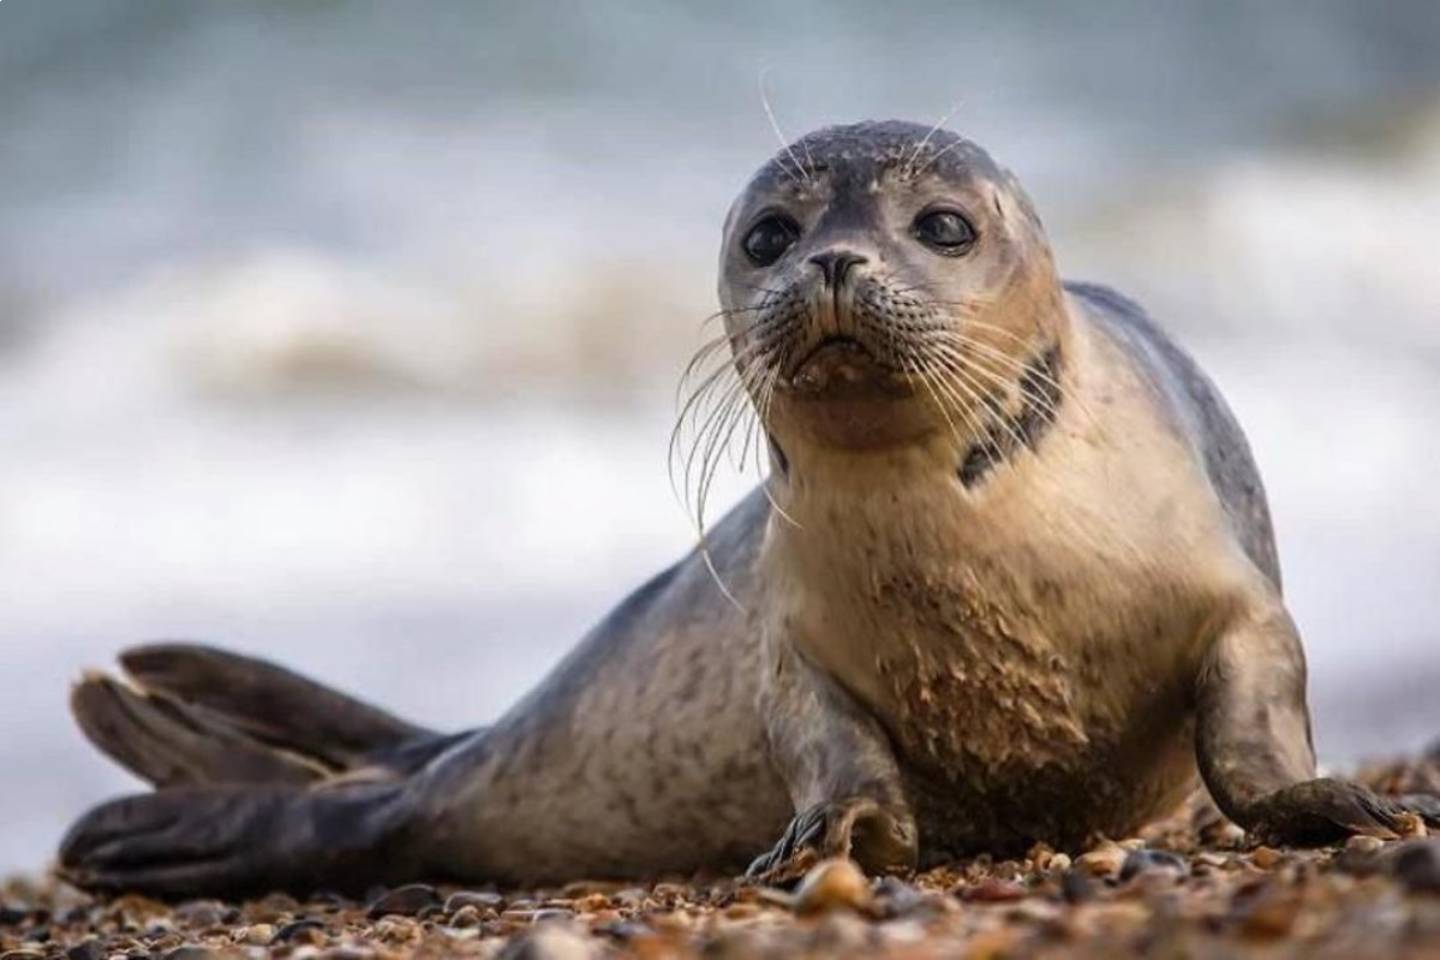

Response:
(718, 121), (1064, 453)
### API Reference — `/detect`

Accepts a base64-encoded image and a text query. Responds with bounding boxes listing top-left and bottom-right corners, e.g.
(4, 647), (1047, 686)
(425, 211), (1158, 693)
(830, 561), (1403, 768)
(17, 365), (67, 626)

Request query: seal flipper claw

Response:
(747, 796), (913, 880)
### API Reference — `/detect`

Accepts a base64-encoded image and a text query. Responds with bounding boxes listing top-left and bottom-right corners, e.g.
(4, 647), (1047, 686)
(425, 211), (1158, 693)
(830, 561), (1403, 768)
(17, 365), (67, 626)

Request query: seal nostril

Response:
(808, 250), (868, 288)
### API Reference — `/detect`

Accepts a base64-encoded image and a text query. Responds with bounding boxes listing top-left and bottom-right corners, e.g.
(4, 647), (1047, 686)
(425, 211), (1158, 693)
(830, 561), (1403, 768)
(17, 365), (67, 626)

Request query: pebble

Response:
(1060, 869), (1096, 904)
(161, 948), (213, 960)
(1346, 835), (1385, 855)
(1077, 841), (1129, 877)
(64, 940), (104, 960)
(238, 924), (274, 945)
(272, 918), (327, 944)
(365, 884), (440, 919)
(1119, 849), (1188, 882)
(1251, 846), (1282, 869)
(448, 905), (483, 928)
(445, 890), (505, 914)
(792, 858), (872, 915)
(962, 878), (1027, 902)
(1392, 839), (1440, 894)
(496, 922), (595, 960)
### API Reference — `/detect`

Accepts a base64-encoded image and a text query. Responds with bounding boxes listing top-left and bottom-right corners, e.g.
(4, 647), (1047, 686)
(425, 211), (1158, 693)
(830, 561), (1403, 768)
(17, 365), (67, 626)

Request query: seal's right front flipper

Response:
(1196, 602), (1440, 843)
(748, 642), (917, 880)
(58, 781), (426, 899)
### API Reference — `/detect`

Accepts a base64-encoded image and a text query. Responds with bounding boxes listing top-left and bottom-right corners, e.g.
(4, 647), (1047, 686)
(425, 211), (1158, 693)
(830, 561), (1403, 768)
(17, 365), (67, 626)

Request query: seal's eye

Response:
(914, 209), (976, 255)
(742, 215), (800, 267)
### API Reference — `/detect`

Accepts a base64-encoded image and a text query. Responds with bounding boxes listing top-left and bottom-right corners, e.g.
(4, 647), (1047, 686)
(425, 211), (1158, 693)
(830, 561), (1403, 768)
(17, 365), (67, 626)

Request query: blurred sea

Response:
(2, 1), (1439, 873)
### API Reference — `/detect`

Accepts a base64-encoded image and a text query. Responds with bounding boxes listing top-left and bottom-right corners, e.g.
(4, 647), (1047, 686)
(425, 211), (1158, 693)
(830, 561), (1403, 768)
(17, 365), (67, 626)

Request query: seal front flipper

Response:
(1196, 602), (1440, 844)
(58, 781), (426, 899)
(747, 642), (917, 880)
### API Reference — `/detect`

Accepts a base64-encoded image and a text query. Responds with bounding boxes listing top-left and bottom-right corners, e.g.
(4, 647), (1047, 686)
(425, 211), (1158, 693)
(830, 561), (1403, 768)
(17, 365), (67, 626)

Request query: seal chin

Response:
(785, 336), (908, 397)
(774, 338), (936, 450)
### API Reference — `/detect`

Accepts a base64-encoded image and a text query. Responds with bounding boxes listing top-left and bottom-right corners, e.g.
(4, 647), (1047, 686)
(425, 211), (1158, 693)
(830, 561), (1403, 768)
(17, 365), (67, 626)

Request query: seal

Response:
(59, 121), (1440, 898)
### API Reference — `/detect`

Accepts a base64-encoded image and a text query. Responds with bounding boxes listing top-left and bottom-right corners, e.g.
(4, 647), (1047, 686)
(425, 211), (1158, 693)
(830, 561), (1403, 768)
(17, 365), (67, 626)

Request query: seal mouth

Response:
(789, 335), (872, 375)
(785, 335), (908, 396)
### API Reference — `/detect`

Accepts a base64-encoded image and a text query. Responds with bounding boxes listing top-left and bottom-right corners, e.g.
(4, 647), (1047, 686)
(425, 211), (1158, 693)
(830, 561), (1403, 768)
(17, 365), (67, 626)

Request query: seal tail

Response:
(71, 643), (438, 787)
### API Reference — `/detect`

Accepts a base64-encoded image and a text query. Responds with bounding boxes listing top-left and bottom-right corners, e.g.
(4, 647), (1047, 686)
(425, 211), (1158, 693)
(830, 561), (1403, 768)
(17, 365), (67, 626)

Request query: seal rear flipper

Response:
(59, 781), (425, 899)
(118, 643), (434, 769)
(71, 673), (327, 787)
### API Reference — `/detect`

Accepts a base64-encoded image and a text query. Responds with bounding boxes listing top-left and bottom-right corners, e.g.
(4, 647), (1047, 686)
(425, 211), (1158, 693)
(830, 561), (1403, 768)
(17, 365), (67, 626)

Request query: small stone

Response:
(1345, 835), (1385, 855)
(65, 941), (105, 960)
(172, 901), (225, 930)
(962, 878), (1026, 902)
(1077, 841), (1128, 877)
(161, 948), (212, 960)
(271, 918), (326, 944)
(1397, 812), (1429, 839)
(1060, 869), (1095, 904)
(871, 876), (929, 917)
(792, 858), (872, 915)
(366, 884), (441, 919)
(1392, 839), (1440, 894)
(0, 951), (44, 960)
(1236, 888), (1302, 940)
(238, 924), (274, 945)
(445, 890), (505, 914)
(1250, 846), (1282, 869)
(496, 922), (595, 960)
(1048, 853), (1072, 873)
(449, 905), (483, 928)
(1118, 849), (1187, 882)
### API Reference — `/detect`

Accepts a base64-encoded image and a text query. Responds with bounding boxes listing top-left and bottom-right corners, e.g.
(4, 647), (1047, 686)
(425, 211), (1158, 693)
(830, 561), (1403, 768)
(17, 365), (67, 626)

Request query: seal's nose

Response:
(808, 250), (868, 288)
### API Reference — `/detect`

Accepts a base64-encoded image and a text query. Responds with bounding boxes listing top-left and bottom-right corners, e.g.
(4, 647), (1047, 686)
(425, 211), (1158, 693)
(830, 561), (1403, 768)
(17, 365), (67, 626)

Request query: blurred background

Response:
(2, 1), (1439, 873)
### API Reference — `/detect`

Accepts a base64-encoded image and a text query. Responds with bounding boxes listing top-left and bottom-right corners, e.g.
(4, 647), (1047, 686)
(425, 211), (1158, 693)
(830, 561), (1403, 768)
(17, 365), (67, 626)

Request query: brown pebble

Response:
(1237, 888), (1302, 940)
(1077, 841), (1128, 877)
(237, 924), (274, 946)
(792, 858), (872, 915)
(272, 918), (326, 945)
(1250, 846), (1282, 869)
(1345, 835), (1385, 855)
(963, 878), (1027, 902)
(449, 905), (483, 928)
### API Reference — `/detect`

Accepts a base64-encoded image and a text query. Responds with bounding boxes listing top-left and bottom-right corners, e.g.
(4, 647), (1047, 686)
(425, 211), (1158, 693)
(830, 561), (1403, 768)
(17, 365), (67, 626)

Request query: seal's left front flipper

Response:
(1196, 602), (1440, 844)
(58, 781), (425, 899)
(748, 642), (918, 879)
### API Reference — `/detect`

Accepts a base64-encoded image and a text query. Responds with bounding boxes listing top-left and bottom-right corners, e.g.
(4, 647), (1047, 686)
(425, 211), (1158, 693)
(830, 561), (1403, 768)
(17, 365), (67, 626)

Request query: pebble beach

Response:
(4, 748), (1439, 959)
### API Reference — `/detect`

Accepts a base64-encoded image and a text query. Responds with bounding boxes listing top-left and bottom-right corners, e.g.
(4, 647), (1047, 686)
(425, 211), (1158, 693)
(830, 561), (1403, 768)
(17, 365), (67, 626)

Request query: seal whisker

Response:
(758, 69), (812, 187)
(903, 100), (964, 180)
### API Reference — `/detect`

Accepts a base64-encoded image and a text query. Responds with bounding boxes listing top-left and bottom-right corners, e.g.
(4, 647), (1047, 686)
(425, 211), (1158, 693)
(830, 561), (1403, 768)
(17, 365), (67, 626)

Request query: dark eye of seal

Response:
(743, 215), (800, 266)
(914, 209), (976, 255)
